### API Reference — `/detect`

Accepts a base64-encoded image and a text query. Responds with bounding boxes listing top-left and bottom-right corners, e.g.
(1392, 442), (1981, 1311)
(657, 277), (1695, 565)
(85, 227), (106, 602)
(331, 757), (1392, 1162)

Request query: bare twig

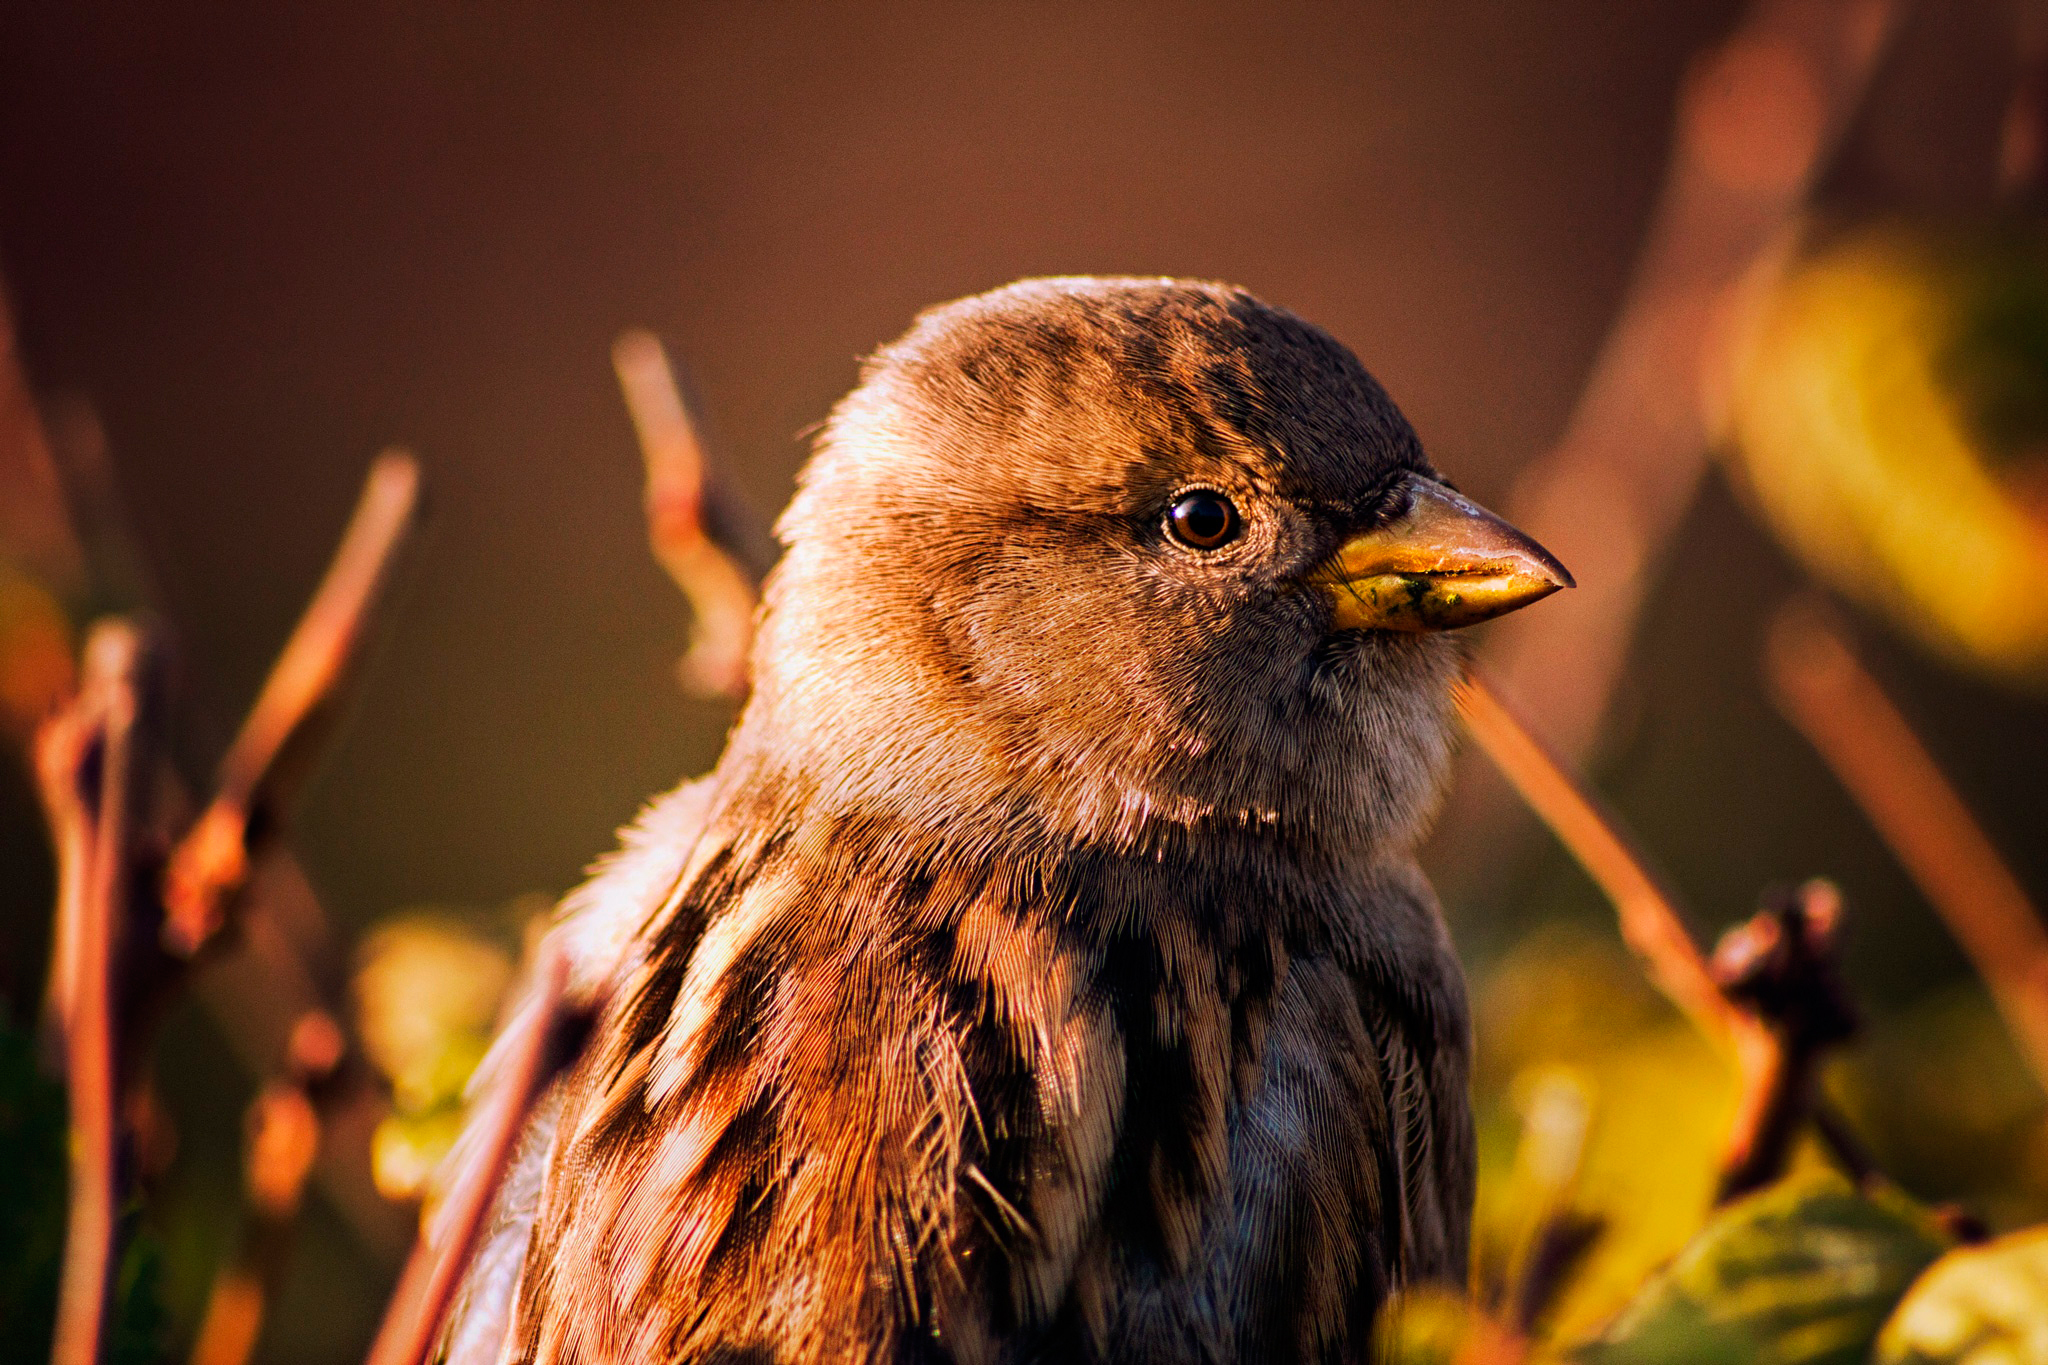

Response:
(43, 620), (162, 1365)
(1442, 0), (1904, 896)
(163, 450), (421, 958)
(7, 289), (400, 1258)
(1455, 674), (1755, 1049)
(33, 651), (105, 1060)
(612, 330), (758, 700)
(1478, 0), (1902, 760)
(189, 1010), (347, 1365)
(364, 941), (571, 1365)
(1765, 596), (2048, 1095)
(1457, 670), (1865, 1202)
(1709, 880), (1859, 1201)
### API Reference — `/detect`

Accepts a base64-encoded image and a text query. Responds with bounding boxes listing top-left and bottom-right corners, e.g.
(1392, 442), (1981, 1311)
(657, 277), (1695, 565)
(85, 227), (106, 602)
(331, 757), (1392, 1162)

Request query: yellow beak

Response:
(1315, 473), (1573, 631)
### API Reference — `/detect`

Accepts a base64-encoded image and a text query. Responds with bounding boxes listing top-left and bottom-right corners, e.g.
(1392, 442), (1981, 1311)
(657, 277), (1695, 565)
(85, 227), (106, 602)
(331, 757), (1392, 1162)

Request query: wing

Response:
(436, 777), (718, 1365)
(1342, 858), (1476, 1289)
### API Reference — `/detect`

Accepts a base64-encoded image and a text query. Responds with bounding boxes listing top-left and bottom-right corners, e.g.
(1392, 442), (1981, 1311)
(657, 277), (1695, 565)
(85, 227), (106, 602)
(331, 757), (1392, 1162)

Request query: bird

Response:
(441, 276), (1571, 1365)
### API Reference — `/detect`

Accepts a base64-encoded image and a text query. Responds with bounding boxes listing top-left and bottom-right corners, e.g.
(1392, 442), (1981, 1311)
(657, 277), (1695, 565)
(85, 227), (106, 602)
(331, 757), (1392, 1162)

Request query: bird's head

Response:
(738, 277), (1569, 865)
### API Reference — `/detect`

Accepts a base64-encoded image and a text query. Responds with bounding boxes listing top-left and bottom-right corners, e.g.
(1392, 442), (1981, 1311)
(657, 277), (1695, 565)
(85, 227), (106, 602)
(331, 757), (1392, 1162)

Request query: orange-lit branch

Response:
(41, 621), (161, 1365)
(163, 451), (421, 958)
(1473, 0), (1902, 771)
(189, 1011), (347, 1365)
(1456, 671), (1859, 1203)
(364, 942), (571, 1365)
(1456, 674), (1757, 1051)
(612, 330), (757, 700)
(1766, 597), (2048, 1094)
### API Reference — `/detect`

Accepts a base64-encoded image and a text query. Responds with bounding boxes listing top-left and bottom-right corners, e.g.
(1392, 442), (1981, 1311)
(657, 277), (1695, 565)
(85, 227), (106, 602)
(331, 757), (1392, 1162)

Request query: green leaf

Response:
(1576, 1170), (1949, 1365)
(1876, 1224), (2048, 1364)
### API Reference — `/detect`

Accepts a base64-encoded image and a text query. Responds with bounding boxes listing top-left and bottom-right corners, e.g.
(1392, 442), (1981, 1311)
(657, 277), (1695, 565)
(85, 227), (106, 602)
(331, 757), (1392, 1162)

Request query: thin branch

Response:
(187, 1010), (345, 1365)
(163, 450), (421, 958)
(1454, 674), (1755, 1049)
(1457, 670), (1862, 1203)
(1708, 880), (1858, 1202)
(6, 324), (403, 1255)
(1765, 595), (2048, 1094)
(33, 654), (105, 1062)
(363, 942), (571, 1365)
(612, 330), (758, 700)
(45, 620), (159, 1365)
(1476, 0), (1903, 760)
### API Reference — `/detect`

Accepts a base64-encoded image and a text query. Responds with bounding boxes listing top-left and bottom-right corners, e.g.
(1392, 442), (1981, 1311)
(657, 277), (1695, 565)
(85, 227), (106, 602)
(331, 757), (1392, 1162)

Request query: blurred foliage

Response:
(350, 904), (530, 1205)
(1375, 1284), (1514, 1365)
(1722, 220), (2048, 686)
(1472, 928), (1739, 1340)
(1833, 985), (2048, 1230)
(1581, 1172), (1948, 1365)
(1444, 931), (2048, 1365)
(0, 1006), (169, 1365)
(1877, 1225), (2048, 1365)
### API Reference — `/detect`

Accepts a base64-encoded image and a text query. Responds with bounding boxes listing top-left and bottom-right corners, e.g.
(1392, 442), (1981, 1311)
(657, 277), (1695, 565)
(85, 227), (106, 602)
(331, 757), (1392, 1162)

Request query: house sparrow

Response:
(450, 277), (1570, 1365)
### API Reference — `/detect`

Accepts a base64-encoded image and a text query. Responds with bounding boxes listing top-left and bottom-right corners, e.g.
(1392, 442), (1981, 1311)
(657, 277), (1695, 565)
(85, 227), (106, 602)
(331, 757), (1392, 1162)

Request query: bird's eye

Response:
(1166, 490), (1240, 550)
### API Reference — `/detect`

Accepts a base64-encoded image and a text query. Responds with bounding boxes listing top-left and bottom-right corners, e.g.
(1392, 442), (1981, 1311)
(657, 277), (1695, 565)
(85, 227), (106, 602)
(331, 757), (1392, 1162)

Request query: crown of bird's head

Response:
(737, 276), (1568, 862)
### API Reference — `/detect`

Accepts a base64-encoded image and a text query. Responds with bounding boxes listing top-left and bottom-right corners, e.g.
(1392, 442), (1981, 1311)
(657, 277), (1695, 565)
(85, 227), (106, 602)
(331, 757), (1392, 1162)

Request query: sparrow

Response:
(443, 276), (1570, 1365)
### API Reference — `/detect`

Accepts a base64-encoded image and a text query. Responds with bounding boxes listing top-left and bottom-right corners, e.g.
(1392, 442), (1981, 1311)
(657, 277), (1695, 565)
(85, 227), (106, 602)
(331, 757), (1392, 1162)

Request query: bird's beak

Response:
(1314, 473), (1573, 632)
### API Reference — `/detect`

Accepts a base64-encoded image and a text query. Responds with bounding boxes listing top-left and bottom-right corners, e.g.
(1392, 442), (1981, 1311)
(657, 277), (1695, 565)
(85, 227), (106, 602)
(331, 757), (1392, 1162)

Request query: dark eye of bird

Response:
(1167, 490), (1240, 550)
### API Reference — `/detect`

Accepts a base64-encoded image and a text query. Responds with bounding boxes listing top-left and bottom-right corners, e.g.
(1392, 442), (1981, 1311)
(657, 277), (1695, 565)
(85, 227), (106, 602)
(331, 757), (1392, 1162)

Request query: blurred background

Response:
(2, 2), (2046, 1361)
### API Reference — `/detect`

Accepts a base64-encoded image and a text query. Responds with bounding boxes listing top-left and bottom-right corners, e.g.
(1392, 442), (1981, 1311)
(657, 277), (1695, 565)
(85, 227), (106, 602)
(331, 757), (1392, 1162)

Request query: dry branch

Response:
(1455, 674), (1756, 1050)
(189, 1010), (347, 1365)
(27, 450), (421, 1365)
(163, 450), (421, 958)
(1766, 596), (2048, 1095)
(1456, 671), (1864, 1203)
(5, 292), (408, 1262)
(39, 620), (164, 1365)
(1476, 0), (1901, 761)
(1443, 0), (1905, 903)
(1708, 880), (1858, 1201)
(612, 329), (758, 700)
(363, 942), (571, 1365)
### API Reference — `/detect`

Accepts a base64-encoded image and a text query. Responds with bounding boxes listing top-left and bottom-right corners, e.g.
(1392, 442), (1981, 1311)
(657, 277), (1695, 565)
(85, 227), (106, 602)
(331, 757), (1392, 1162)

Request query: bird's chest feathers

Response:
(603, 841), (1297, 1332)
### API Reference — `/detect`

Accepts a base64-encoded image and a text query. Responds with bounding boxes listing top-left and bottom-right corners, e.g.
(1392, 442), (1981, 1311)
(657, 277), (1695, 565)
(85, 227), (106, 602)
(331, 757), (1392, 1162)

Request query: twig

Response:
(612, 330), (758, 700)
(1476, 0), (1902, 761)
(1441, 0), (1904, 902)
(163, 451), (421, 958)
(167, 455), (425, 1360)
(1709, 880), (1858, 1201)
(188, 1010), (347, 1365)
(1765, 596), (2048, 1095)
(43, 620), (161, 1365)
(1454, 674), (1755, 1049)
(5, 312), (402, 1257)
(363, 942), (571, 1365)
(1457, 671), (1863, 1202)
(33, 650), (105, 1061)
